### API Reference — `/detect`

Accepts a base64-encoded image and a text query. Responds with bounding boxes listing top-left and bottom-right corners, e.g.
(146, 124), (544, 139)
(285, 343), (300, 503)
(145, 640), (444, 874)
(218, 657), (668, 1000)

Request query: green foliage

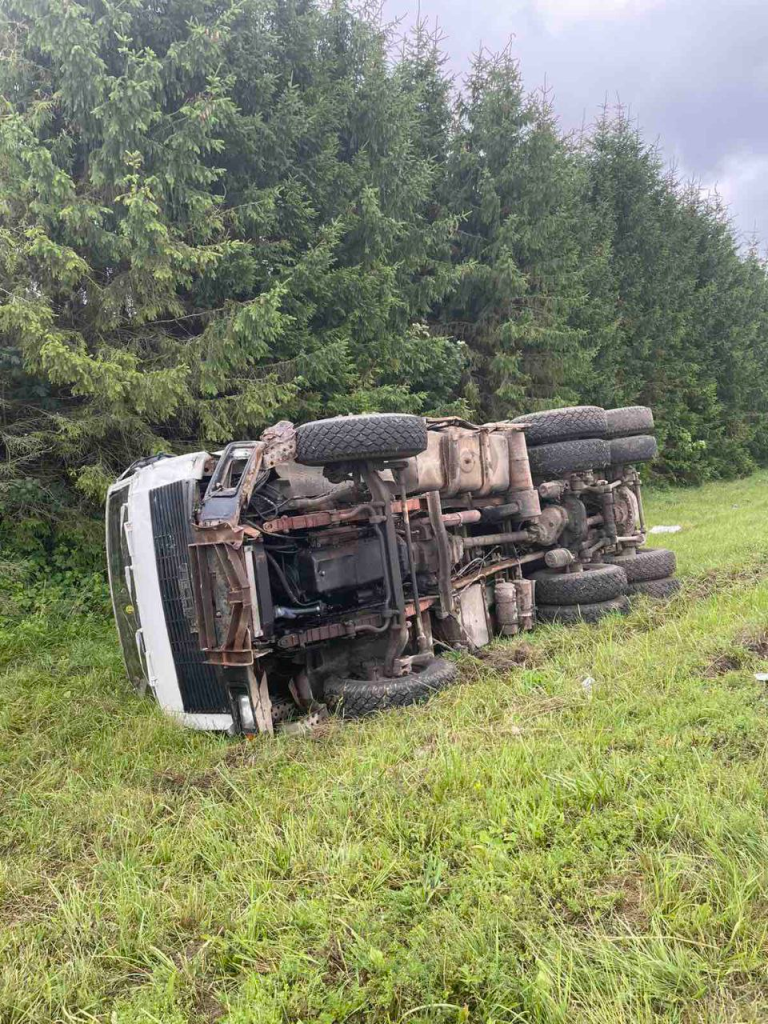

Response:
(0, 0), (464, 510)
(0, 486), (109, 618)
(1, 0), (768, 526)
(5, 476), (768, 1021)
(578, 111), (768, 482)
(438, 50), (597, 418)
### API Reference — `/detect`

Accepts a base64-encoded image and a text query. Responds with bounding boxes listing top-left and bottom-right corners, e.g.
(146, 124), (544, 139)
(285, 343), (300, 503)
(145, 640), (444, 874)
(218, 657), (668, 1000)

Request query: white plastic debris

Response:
(649, 525), (682, 534)
(754, 673), (768, 682)
(581, 676), (595, 698)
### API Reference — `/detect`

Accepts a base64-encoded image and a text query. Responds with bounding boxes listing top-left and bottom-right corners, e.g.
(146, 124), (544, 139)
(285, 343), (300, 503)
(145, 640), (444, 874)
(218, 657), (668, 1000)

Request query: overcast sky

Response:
(385, 0), (768, 247)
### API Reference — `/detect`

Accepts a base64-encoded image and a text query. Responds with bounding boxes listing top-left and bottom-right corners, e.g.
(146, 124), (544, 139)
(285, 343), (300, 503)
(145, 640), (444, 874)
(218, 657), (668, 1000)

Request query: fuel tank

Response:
(400, 421), (539, 515)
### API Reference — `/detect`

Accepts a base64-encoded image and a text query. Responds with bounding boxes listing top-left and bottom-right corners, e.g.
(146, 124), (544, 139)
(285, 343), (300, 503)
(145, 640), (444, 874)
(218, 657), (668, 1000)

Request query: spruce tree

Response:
(583, 109), (768, 481)
(0, 0), (464, 502)
(437, 47), (593, 420)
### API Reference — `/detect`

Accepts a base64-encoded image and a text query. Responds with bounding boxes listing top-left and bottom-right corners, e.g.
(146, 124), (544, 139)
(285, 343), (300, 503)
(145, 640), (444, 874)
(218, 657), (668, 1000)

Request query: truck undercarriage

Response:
(106, 406), (676, 734)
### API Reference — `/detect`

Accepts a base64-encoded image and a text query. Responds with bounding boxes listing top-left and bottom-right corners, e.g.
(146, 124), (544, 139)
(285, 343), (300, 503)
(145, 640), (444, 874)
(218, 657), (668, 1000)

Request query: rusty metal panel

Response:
(458, 583), (491, 647)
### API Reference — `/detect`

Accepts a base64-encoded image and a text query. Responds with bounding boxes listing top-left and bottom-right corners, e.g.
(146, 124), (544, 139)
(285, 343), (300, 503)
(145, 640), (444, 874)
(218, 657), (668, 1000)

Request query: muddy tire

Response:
(295, 413), (428, 466)
(537, 596), (630, 625)
(609, 434), (658, 465)
(627, 576), (681, 599)
(605, 406), (655, 438)
(603, 547), (676, 582)
(513, 405), (607, 446)
(532, 563), (627, 605)
(324, 657), (457, 718)
(528, 437), (611, 478)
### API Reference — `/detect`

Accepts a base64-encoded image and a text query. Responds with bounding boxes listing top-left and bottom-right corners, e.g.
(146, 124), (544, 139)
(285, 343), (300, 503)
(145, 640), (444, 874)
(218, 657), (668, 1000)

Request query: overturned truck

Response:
(106, 405), (677, 733)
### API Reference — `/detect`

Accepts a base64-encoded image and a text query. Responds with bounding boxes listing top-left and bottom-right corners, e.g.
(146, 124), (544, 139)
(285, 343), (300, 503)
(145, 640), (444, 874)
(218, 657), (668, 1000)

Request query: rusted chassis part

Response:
(186, 417), (648, 733)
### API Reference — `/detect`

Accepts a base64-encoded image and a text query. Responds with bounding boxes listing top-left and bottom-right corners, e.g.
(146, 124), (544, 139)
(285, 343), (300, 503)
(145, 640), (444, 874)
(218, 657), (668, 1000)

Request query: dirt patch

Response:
(553, 872), (649, 929)
(152, 770), (188, 792)
(320, 934), (348, 983)
(682, 992), (768, 1024)
(704, 627), (768, 677)
(193, 988), (225, 1022)
(153, 769), (223, 794)
(171, 937), (208, 969)
(1, 891), (60, 929)
(737, 628), (768, 658)
(612, 873), (649, 929)
(472, 642), (543, 672)
(704, 652), (744, 678)
(687, 562), (768, 600)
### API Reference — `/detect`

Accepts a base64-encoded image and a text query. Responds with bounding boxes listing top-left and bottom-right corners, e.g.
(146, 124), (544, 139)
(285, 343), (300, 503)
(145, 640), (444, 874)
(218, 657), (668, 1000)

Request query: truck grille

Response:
(149, 481), (227, 713)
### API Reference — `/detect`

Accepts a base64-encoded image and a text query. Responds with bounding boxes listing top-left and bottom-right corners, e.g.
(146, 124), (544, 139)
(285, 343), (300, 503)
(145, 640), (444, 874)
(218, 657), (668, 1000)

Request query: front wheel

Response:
(512, 405), (607, 445)
(323, 658), (457, 718)
(605, 406), (655, 438)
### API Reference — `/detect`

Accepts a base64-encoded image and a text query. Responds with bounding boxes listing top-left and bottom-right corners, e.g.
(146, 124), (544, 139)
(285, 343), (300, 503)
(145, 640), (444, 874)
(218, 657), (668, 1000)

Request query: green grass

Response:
(3, 472), (768, 1023)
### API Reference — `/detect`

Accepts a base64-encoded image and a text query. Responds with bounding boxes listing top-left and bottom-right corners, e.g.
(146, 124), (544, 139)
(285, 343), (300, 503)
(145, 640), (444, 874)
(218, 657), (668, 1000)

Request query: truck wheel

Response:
(324, 658), (457, 718)
(295, 413), (428, 466)
(512, 406), (607, 445)
(537, 596), (630, 624)
(532, 563), (627, 605)
(605, 406), (655, 438)
(603, 547), (676, 582)
(627, 576), (681, 599)
(609, 434), (658, 465)
(528, 438), (610, 478)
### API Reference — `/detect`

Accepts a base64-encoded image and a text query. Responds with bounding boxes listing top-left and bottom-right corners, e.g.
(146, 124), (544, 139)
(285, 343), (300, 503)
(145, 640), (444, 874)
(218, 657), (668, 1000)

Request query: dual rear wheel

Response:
(532, 547), (680, 625)
(604, 547), (680, 599)
(513, 404), (657, 477)
(532, 562), (630, 625)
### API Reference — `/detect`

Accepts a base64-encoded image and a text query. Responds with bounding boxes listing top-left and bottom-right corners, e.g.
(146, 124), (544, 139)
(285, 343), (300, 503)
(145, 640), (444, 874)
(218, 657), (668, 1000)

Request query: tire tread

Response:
(627, 576), (681, 599)
(537, 596), (630, 624)
(324, 658), (457, 718)
(605, 406), (655, 438)
(603, 547), (676, 582)
(528, 438), (611, 478)
(610, 434), (658, 465)
(513, 406), (607, 446)
(532, 563), (627, 605)
(296, 414), (428, 466)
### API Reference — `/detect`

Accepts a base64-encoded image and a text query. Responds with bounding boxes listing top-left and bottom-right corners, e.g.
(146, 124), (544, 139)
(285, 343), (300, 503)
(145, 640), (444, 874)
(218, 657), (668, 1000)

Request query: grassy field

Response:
(3, 472), (768, 1023)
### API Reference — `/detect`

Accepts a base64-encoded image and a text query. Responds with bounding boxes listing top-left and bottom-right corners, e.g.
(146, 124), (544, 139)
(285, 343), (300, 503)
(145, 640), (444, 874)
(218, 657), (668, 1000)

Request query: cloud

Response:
(385, 0), (768, 244)
(531, 0), (666, 33)
(712, 152), (768, 244)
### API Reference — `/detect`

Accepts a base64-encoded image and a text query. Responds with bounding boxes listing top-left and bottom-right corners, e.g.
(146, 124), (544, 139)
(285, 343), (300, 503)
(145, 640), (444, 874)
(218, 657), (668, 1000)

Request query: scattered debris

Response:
(648, 525), (682, 534)
(581, 676), (595, 698)
(279, 705), (330, 737)
(754, 673), (768, 682)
